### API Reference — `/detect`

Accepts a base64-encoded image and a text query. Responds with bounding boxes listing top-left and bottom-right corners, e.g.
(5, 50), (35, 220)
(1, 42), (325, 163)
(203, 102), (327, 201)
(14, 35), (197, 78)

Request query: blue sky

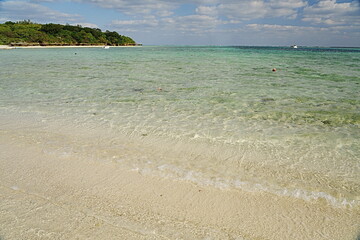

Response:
(0, 0), (359, 46)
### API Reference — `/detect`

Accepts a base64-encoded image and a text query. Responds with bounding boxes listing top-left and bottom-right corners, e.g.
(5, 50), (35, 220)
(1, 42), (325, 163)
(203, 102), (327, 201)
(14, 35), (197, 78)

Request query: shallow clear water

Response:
(1, 46), (359, 207)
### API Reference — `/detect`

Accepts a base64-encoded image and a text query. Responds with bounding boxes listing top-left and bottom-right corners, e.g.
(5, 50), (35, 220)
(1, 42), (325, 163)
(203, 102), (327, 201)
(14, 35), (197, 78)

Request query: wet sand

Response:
(0, 112), (359, 240)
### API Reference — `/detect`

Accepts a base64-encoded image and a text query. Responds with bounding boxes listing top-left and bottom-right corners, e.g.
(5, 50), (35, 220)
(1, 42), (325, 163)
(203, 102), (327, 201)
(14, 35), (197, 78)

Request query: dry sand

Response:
(0, 45), (15, 49)
(0, 113), (359, 240)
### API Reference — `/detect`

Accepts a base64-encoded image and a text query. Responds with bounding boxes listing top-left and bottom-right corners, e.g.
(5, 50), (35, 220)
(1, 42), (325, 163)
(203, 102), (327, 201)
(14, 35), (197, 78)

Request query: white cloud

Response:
(196, 5), (218, 16)
(302, 0), (360, 25)
(29, 0), (56, 2)
(74, 22), (99, 28)
(268, 0), (307, 9)
(156, 10), (174, 17)
(77, 0), (178, 16)
(174, 15), (221, 30)
(76, 0), (360, 47)
(195, 0), (307, 21)
(111, 13), (238, 35)
(0, 1), (81, 23)
(65, 0), (309, 21)
(246, 23), (319, 32)
(112, 19), (159, 28)
(246, 23), (359, 35)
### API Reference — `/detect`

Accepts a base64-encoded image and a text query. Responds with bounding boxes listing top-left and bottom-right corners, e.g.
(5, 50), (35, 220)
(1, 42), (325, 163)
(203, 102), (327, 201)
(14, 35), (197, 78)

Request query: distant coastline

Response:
(0, 44), (141, 50)
(0, 20), (138, 48)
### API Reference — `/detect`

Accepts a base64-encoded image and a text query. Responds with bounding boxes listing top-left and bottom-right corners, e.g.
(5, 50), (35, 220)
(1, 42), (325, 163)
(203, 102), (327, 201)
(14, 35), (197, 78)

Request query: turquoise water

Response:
(1, 46), (359, 207)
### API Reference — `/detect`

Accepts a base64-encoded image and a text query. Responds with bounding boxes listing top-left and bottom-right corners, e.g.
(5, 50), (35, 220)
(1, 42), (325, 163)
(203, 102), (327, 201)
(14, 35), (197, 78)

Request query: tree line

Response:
(0, 20), (137, 46)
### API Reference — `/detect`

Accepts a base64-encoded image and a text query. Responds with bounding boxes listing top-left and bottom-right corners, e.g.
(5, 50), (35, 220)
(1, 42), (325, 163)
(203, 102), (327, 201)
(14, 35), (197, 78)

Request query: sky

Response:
(0, 0), (359, 46)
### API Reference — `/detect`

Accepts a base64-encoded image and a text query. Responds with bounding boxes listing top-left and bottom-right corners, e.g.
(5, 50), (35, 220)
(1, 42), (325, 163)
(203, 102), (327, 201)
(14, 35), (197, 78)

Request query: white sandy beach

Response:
(0, 111), (359, 240)
(0, 45), (15, 49)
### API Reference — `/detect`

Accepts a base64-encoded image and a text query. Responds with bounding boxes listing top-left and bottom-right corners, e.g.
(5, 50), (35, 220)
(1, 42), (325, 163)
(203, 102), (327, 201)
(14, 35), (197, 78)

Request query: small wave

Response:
(138, 164), (359, 208)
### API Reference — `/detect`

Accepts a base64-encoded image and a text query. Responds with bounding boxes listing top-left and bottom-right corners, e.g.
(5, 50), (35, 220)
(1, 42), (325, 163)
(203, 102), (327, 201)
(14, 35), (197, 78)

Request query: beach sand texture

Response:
(0, 113), (359, 240)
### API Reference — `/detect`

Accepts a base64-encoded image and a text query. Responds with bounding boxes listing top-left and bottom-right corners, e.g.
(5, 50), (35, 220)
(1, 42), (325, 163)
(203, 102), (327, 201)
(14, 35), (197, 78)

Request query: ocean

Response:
(1, 46), (359, 210)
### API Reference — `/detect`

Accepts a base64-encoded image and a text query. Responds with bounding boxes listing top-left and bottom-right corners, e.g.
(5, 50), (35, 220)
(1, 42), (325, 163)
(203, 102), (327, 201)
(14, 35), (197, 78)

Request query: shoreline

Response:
(0, 45), (141, 49)
(0, 111), (359, 239)
(0, 45), (14, 49)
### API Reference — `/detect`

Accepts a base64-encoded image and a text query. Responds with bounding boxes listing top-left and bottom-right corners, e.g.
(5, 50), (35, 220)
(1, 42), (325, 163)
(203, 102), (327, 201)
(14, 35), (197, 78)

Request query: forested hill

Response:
(0, 21), (137, 46)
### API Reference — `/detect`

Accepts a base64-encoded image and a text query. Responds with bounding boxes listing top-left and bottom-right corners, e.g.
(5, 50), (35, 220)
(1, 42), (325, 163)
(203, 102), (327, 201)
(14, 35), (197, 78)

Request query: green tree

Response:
(40, 23), (63, 35)
(0, 21), (136, 46)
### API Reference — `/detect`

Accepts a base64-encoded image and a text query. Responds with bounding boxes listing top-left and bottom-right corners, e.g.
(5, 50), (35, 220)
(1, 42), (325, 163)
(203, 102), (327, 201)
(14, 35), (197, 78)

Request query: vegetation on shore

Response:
(0, 20), (137, 46)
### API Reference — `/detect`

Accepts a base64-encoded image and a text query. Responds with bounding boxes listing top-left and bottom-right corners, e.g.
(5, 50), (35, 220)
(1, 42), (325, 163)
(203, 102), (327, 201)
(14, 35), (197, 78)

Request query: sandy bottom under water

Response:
(0, 112), (359, 240)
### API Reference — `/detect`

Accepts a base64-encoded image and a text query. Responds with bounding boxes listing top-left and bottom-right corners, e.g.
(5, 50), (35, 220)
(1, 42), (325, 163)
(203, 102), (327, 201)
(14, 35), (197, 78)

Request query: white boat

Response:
(103, 46), (110, 49)
(291, 45), (298, 48)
